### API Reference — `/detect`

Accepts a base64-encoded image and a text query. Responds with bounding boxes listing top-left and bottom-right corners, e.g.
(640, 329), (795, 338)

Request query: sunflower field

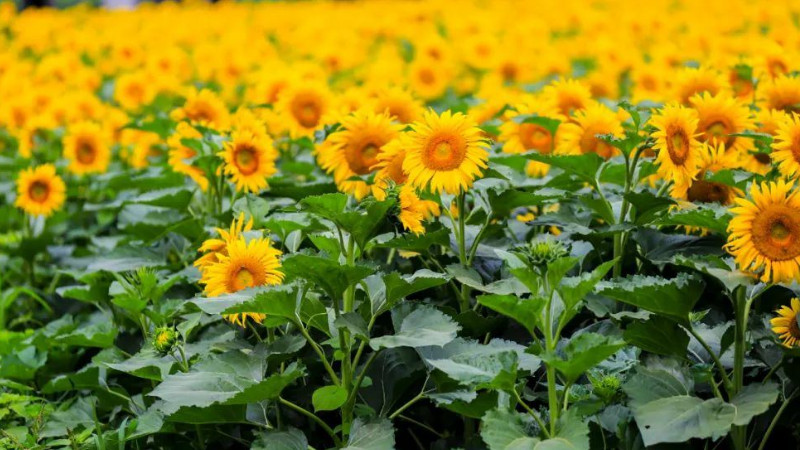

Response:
(4, 0), (800, 449)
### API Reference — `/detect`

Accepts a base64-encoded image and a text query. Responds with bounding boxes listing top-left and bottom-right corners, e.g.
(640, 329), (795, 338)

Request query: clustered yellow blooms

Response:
(4, 0), (800, 342)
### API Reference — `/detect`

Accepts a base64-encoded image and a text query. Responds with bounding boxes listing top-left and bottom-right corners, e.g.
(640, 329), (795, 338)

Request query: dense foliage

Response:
(1, 1), (800, 449)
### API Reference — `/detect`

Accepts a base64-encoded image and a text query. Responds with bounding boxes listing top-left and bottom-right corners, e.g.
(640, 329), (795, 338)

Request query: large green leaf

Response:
(481, 408), (589, 450)
(417, 338), (540, 389)
(370, 305), (460, 350)
(252, 428), (308, 450)
(525, 153), (604, 184)
(729, 382), (779, 426)
(300, 194), (395, 250)
(632, 396), (734, 446)
(623, 316), (690, 358)
(477, 294), (543, 337)
(312, 385), (348, 412)
(283, 253), (374, 301)
(542, 333), (626, 383)
(596, 273), (704, 325)
(342, 417), (395, 450)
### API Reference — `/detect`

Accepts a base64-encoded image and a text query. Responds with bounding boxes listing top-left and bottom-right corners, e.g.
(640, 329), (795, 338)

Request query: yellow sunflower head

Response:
(408, 58), (451, 101)
(171, 88), (230, 131)
(372, 137), (409, 200)
(689, 92), (754, 154)
(276, 82), (332, 138)
(755, 108), (789, 136)
(219, 131), (277, 194)
(673, 66), (727, 105)
(62, 121), (111, 175)
(372, 87), (425, 125)
(402, 109), (489, 195)
(15, 163), (66, 217)
(771, 298), (800, 348)
(541, 78), (593, 119)
(114, 71), (156, 112)
(194, 212), (254, 273)
(650, 104), (703, 185)
(317, 110), (401, 200)
(760, 75), (800, 114)
(555, 102), (623, 159)
(397, 184), (439, 235)
(199, 234), (284, 327)
(726, 179), (800, 284)
(771, 113), (800, 179)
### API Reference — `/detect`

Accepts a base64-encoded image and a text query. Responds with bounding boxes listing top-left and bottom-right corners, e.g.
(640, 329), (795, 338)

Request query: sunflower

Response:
(498, 99), (563, 155)
(372, 138), (408, 200)
(673, 66), (726, 105)
(408, 58), (450, 101)
(200, 235), (284, 327)
(771, 298), (800, 348)
(556, 102), (623, 159)
(15, 164), (66, 217)
(397, 185), (440, 235)
(167, 122), (208, 191)
(171, 88), (230, 130)
(114, 71), (155, 112)
(690, 93), (754, 155)
(62, 121), (111, 175)
(317, 110), (401, 199)
(755, 108), (789, 136)
(403, 109), (489, 195)
(219, 131), (277, 193)
(670, 142), (740, 204)
(760, 75), (800, 114)
(771, 114), (800, 178)
(372, 87), (425, 124)
(541, 79), (593, 119)
(276, 82), (331, 137)
(650, 104), (702, 185)
(726, 180), (800, 283)
(194, 213), (254, 272)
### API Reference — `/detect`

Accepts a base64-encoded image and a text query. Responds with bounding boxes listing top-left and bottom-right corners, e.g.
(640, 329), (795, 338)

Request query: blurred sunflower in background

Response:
(651, 104), (702, 185)
(771, 113), (800, 178)
(220, 131), (277, 193)
(771, 298), (800, 348)
(62, 121), (110, 175)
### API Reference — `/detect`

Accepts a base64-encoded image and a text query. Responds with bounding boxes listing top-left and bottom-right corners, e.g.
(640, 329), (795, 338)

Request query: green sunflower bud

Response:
(152, 326), (178, 355)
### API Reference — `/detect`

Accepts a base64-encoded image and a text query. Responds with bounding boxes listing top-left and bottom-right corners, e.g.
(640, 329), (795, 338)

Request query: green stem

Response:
(730, 287), (752, 450)
(278, 397), (341, 447)
(687, 326), (732, 393)
(297, 324), (340, 385)
(455, 192), (470, 312)
(546, 364), (559, 435)
(512, 388), (550, 437)
(757, 388), (798, 450)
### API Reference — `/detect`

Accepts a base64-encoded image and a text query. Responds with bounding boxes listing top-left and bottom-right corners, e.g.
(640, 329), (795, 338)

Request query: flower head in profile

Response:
(402, 109), (489, 195)
(771, 113), (800, 179)
(395, 184), (440, 235)
(15, 164), (66, 217)
(171, 88), (230, 130)
(194, 212), (254, 272)
(167, 122), (208, 191)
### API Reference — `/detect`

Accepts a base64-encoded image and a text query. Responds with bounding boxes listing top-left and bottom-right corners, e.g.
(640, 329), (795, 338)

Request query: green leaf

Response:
(623, 316), (690, 358)
(283, 254), (374, 301)
(653, 204), (731, 235)
(557, 259), (616, 326)
(370, 305), (460, 350)
(481, 408), (538, 450)
(148, 352), (303, 415)
(597, 273), (704, 325)
(477, 294), (543, 337)
(312, 385), (348, 412)
(343, 417), (395, 450)
(252, 428), (308, 450)
(300, 194), (395, 250)
(371, 269), (450, 316)
(417, 338), (540, 389)
(131, 187), (193, 209)
(729, 382), (779, 426)
(372, 227), (450, 252)
(543, 333), (626, 383)
(624, 191), (675, 225)
(632, 396), (734, 446)
(525, 153), (604, 184)
(623, 362), (692, 407)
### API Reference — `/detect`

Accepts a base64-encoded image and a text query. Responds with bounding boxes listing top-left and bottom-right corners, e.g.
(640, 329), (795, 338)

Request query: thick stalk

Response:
(340, 236), (357, 435)
(730, 287), (752, 450)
